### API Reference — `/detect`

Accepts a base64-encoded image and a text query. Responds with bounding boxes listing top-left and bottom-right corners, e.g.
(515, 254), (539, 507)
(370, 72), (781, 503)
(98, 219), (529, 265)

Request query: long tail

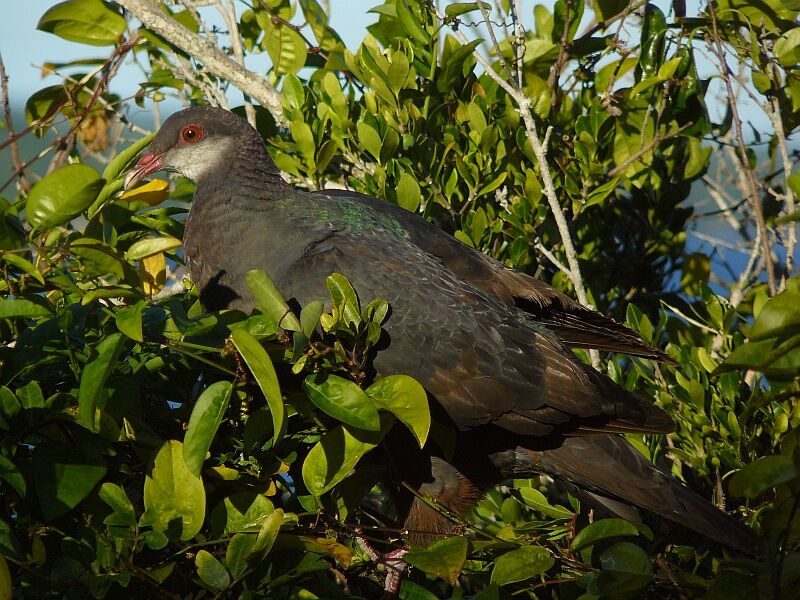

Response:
(505, 435), (760, 555)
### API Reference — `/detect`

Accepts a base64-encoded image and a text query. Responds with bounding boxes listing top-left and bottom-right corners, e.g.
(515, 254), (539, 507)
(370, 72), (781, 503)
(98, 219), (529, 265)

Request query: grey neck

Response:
(194, 130), (293, 205)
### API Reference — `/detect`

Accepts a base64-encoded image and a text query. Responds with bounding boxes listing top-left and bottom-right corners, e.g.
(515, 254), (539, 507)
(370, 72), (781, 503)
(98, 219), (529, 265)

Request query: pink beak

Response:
(123, 151), (165, 190)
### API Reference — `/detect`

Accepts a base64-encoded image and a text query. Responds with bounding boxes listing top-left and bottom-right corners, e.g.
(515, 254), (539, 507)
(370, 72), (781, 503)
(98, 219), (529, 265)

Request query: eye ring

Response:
(180, 124), (204, 144)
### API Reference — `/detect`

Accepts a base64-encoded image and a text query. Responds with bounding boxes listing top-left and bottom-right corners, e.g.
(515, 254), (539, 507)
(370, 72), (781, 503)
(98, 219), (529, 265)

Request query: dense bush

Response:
(1, 0), (799, 598)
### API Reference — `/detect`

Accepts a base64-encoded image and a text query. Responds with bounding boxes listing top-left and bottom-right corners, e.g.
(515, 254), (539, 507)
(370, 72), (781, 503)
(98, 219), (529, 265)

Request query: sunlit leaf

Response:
(183, 381), (233, 476)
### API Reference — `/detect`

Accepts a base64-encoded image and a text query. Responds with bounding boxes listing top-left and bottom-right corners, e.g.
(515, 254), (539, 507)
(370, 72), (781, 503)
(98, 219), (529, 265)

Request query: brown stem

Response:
(0, 53), (31, 192)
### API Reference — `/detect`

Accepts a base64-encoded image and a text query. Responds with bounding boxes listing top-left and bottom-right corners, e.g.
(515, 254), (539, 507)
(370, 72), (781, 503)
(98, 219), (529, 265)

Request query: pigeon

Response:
(124, 106), (757, 554)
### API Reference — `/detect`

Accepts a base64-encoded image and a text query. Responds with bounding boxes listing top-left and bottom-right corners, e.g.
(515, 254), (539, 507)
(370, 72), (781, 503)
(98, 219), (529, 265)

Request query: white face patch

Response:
(165, 136), (235, 182)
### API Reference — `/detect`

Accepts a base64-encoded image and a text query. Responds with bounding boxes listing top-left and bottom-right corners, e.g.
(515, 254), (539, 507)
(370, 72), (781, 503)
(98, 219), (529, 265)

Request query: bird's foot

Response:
(354, 530), (408, 598)
(382, 548), (408, 598)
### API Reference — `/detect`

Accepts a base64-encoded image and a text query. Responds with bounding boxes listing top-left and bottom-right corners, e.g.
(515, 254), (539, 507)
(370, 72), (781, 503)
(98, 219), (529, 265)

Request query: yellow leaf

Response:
(119, 179), (170, 206)
(140, 253), (166, 297)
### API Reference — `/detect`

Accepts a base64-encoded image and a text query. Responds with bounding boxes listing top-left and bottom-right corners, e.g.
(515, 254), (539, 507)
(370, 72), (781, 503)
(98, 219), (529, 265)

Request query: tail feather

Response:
(507, 435), (759, 555)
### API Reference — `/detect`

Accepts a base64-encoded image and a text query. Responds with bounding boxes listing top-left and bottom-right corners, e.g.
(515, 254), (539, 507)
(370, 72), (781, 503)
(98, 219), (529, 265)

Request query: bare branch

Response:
(220, 0), (257, 128)
(117, 0), (286, 126)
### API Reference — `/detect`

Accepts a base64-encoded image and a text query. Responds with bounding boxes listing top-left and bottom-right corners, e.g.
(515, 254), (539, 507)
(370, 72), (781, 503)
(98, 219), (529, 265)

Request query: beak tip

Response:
(122, 171), (138, 191)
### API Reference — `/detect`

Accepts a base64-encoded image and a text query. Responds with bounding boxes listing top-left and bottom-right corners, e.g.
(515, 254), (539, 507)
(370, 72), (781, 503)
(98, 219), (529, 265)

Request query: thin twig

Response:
(0, 53), (31, 192)
(707, 1), (776, 295)
(220, 0), (257, 127)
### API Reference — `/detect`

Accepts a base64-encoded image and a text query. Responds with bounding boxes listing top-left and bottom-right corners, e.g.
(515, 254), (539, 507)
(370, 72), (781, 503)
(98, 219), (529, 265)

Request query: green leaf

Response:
(37, 0), (125, 46)
(263, 19), (307, 75)
(245, 269), (302, 331)
(70, 237), (125, 279)
(592, 0), (630, 21)
(0, 297), (53, 319)
(491, 545), (554, 586)
(78, 332), (125, 430)
(326, 273), (361, 325)
(0, 456), (26, 497)
(282, 73), (306, 110)
(231, 329), (285, 447)
(252, 508), (284, 556)
(572, 518), (640, 552)
(395, 0), (430, 45)
(195, 550), (231, 591)
(597, 541), (652, 596)
(386, 52), (410, 95)
(405, 536), (468, 585)
(102, 132), (157, 181)
(99, 483), (136, 526)
(183, 381), (233, 476)
(445, 2), (491, 18)
(584, 177), (619, 208)
(16, 382), (43, 409)
(729, 455), (798, 499)
(225, 533), (257, 579)
(125, 236), (182, 261)
(115, 300), (146, 342)
(300, 300), (324, 337)
(142, 440), (206, 541)
(25, 164), (104, 230)
(717, 334), (800, 377)
(304, 374), (380, 431)
(32, 442), (107, 520)
(367, 375), (430, 446)
(518, 487), (573, 519)
(210, 492), (275, 536)
(2, 253), (44, 285)
(291, 119), (316, 160)
(357, 120), (383, 161)
(749, 289), (800, 341)
(397, 171), (421, 212)
(302, 421), (387, 495)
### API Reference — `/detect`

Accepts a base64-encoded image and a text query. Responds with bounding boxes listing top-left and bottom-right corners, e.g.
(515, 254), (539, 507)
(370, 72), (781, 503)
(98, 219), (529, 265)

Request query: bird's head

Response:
(124, 106), (256, 190)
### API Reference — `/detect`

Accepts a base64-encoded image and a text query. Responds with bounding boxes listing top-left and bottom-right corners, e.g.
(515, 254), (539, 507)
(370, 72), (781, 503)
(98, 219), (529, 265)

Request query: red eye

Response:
(180, 124), (204, 143)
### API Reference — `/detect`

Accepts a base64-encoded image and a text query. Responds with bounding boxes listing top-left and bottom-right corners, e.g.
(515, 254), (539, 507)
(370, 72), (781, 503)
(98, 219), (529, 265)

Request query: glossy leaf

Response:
(263, 19), (307, 75)
(0, 298), (53, 319)
(211, 492), (275, 536)
(99, 482), (136, 527)
(126, 236), (181, 261)
(231, 329), (285, 447)
(491, 545), (554, 585)
(304, 373), (380, 431)
(78, 332), (125, 430)
(142, 440), (206, 541)
(253, 508), (284, 556)
(37, 0), (125, 46)
(195, 550), (230, 591)
(246, 269), (302, 331)
(572, 518), (640, 552)
(32, 442), (107, 520)
(302, 421), (387, 495)
(405, 536), (468, 585)
(367, 375), (429, 446)
(729, 455), (798, 499)
(115, 300), (146, 342)
(183, 381), (233, 476)
(25, 164), (104, 230)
